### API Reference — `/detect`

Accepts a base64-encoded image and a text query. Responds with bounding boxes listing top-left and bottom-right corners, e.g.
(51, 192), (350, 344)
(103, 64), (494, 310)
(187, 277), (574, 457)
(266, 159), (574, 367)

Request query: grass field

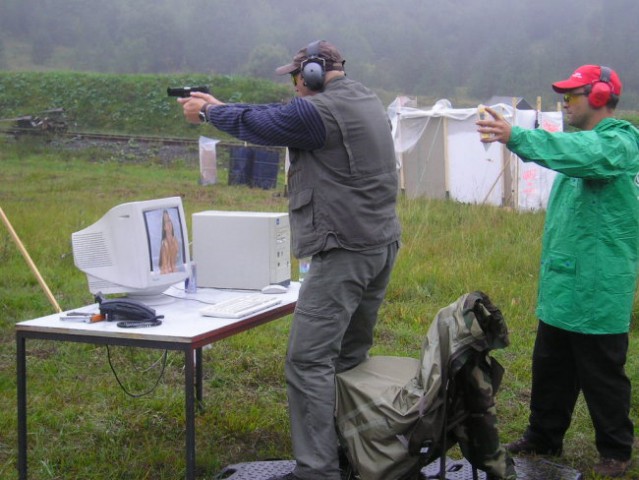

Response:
(1, 136), (638, 479)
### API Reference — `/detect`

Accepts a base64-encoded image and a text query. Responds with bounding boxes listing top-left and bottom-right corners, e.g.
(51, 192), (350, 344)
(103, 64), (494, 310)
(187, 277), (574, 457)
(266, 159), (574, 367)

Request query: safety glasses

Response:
(290, 71), (300, 87)
(563, 92), (588, 103)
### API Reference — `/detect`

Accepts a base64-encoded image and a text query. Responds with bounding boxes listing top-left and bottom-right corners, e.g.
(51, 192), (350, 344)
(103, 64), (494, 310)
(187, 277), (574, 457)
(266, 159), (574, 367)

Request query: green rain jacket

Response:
(507, 117), (639, 334)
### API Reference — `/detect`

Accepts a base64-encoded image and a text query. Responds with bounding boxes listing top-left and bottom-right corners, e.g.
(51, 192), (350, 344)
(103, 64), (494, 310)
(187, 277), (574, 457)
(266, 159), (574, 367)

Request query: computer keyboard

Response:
(199, 294), (282, 319)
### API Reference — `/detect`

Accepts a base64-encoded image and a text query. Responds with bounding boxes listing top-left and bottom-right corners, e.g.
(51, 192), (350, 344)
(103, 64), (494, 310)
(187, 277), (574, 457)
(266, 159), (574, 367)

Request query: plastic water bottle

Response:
(298, 257), (311, 282)
(185, 261), (197, 293)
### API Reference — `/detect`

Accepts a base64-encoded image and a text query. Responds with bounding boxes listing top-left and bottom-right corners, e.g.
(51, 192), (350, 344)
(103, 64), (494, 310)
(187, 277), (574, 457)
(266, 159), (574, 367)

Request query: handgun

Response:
(167, 86), (210, 98)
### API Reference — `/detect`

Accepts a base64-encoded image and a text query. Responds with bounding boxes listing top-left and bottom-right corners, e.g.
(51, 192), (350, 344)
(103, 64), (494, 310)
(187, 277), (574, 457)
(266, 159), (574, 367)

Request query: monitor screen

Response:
(144, 206), (187, 275)
(72, 197), (190, 304)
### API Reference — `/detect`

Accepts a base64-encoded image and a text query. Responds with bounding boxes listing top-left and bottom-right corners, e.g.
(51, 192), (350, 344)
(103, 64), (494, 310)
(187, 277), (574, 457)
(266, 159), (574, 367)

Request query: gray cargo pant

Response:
(286, 241), (399, 480)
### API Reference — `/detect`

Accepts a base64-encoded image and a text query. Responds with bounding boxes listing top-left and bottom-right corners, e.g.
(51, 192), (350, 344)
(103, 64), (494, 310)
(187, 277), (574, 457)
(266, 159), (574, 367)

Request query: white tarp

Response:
(511, 110), (563, 210)
(388, 97), (563, 210)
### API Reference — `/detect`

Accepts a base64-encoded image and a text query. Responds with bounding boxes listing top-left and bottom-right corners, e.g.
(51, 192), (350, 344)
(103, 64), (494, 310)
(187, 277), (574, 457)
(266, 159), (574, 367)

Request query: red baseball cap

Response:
(552, 65), (622, 96)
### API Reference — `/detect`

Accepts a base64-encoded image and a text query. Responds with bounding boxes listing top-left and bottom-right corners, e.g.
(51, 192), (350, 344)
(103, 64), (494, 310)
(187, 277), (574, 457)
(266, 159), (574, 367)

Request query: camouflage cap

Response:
(275, 40), (345, 75)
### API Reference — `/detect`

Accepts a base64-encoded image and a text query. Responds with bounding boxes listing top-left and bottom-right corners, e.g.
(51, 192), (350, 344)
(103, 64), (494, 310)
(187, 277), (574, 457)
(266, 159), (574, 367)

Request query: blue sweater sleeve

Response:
(204, 97), (326, 150)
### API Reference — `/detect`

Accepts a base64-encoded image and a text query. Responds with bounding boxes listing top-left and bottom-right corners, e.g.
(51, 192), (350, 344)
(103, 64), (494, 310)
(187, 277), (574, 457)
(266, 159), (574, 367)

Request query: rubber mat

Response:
(421, 456), (583, 479)
(216, 456), (582, 480)
(215, 460), (294, 479)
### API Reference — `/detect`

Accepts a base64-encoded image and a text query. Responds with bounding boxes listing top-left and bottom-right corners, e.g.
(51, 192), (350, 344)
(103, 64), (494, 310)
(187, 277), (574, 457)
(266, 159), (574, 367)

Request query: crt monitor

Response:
(71, 196), (190, 304)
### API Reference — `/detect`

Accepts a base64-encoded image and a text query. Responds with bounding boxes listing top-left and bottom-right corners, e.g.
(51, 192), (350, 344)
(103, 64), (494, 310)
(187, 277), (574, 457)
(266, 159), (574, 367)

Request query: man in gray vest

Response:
(179, 40), (401, 480)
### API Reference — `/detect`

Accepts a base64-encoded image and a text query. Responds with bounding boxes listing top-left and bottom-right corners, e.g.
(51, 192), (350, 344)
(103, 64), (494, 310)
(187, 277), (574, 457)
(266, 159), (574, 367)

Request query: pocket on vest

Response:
(290, 187), (315, 234)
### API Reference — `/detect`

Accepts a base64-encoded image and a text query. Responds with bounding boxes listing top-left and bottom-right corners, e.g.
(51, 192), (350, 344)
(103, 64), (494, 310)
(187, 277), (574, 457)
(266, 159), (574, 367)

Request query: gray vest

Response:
(287, 76), (401, 258)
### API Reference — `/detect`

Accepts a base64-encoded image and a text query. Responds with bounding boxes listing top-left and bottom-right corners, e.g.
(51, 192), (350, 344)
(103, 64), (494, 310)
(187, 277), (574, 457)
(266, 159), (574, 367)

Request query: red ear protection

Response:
(588, 66), (612, 108)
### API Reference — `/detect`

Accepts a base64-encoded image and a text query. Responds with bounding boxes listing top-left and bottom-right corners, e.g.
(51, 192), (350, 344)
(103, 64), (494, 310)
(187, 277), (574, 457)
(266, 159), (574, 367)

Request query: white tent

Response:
(388, 97), (563, 210)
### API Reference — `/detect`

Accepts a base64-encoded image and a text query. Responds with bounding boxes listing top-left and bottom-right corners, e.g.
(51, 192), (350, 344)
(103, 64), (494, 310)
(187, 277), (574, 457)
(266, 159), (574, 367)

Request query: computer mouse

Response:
(261, 284), (288, 294)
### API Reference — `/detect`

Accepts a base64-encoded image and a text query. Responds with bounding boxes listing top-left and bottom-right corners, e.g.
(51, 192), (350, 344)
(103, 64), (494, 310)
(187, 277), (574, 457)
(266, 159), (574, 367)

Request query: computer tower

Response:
(192, 211), (291, 290)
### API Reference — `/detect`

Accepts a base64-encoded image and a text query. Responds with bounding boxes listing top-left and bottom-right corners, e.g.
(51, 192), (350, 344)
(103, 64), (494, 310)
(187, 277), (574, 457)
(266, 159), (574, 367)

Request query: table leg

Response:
(195, 348), (203, 411)
(185, 347), (196, 480)
(17, 333), (27, 480)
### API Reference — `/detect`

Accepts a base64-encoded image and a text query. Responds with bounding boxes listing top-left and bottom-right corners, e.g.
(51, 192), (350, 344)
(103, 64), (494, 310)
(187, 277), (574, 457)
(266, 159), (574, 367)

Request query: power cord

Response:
(162, 289), (217, 306)
(106, 346), (168, 398)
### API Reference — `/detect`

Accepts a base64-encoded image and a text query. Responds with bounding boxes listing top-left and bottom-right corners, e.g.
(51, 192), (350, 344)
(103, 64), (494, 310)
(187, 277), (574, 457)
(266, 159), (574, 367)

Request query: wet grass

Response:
(1, 137), (638, 478)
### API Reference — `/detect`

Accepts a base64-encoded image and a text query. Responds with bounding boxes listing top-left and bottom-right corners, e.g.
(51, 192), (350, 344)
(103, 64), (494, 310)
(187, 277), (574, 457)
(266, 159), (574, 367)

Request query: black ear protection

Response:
(301, 40), (326, 91)
(587, 66), (613, 108)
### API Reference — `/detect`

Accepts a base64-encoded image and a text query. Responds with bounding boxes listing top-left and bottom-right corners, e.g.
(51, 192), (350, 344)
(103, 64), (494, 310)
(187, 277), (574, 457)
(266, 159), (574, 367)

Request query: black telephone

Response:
(95, 294), (164, 327)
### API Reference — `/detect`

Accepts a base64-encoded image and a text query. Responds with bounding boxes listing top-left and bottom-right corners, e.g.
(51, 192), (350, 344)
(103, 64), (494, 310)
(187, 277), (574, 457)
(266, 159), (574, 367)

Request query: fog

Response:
(2, 0), (638, 109)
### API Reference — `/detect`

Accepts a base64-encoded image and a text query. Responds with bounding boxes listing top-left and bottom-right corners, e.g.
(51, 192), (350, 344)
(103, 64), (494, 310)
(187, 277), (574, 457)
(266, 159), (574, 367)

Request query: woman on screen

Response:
(159, 210), (179, 274)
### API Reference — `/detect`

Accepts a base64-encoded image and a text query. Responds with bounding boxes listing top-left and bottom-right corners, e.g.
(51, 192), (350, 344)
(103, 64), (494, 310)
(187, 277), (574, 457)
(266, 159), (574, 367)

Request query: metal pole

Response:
(17, 333), (28, 479)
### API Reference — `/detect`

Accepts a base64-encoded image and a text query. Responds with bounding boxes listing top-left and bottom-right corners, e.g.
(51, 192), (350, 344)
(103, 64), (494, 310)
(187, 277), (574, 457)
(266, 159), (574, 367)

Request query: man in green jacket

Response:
(477, 65), (639, 478)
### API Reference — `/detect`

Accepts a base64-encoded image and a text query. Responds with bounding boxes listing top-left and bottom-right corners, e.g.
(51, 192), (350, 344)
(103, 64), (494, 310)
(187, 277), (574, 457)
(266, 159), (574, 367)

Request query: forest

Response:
(2, 0), (639, 109)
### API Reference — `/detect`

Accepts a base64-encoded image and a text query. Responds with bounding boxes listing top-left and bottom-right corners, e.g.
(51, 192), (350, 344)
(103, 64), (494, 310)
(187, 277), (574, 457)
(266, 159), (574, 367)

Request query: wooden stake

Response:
(0, 207), (62, 313)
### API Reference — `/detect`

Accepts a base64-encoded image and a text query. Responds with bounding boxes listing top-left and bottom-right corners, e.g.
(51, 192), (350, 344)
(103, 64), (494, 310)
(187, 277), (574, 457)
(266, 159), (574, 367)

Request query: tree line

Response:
(2, 0), (639, 109)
